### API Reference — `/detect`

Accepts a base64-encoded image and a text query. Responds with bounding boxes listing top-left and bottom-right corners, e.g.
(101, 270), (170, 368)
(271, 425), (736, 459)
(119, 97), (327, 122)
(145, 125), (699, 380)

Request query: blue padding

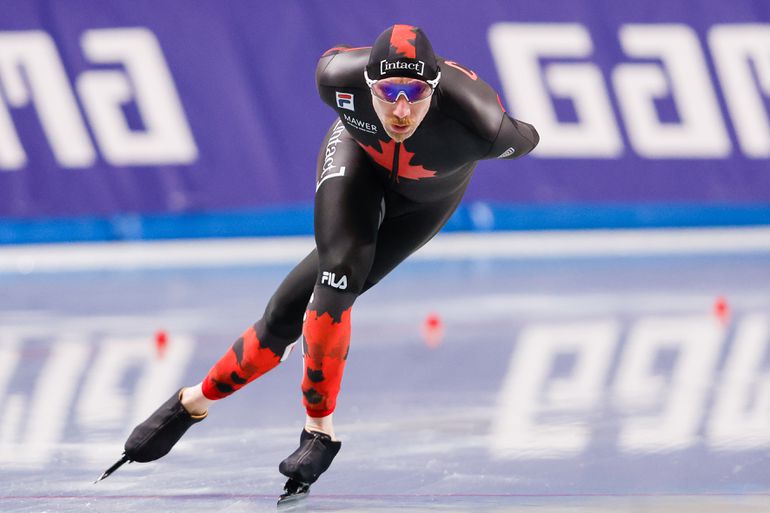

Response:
(1, 203), (769, 244)
(456, 203), (770, 231)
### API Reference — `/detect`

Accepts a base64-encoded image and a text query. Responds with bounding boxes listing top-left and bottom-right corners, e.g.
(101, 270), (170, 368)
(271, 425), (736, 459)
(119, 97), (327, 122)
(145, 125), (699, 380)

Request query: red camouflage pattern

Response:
(201, 324), (282, 400)
(302, 306), (352, 417)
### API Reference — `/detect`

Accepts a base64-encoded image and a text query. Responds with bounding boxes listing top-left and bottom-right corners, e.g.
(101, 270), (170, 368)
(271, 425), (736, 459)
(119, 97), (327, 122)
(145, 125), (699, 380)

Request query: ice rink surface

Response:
(1, 233), (770, 512)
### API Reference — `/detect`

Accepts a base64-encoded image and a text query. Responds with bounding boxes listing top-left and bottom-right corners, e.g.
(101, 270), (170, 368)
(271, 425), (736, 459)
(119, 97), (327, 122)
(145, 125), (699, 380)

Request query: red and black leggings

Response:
(201, 121), (470, 417)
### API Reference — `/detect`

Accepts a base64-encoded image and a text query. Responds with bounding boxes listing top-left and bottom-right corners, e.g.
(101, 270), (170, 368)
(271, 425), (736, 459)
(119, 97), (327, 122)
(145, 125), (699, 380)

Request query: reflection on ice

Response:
(1, 253), (770, 512)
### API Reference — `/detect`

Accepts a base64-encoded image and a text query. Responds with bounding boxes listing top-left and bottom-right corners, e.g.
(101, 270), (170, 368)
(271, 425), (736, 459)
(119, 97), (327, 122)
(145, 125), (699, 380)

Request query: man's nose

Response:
(393, 96), (411, 118)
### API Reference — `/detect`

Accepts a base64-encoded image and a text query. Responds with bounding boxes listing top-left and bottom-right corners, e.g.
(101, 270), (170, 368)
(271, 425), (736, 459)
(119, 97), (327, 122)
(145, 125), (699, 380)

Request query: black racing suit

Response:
(201, 46), (539, 419)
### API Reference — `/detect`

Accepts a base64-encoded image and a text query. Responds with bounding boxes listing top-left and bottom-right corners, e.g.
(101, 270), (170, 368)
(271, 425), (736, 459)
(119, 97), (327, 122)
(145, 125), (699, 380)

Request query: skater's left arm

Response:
(439, 58), (539, 160)
(485, 113), (539, 160)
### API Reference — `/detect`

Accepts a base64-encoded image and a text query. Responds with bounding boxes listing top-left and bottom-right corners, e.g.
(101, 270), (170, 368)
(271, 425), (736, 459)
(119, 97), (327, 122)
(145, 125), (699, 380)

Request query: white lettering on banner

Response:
(0, 28), (197, 170)
(0, 32), (96, 170)
(613, 25), (730, 158)
(490, 320), (618, 458)
(709, 25), (770, 158)
(709, 314), (770, 449)
(488, 22), (770, 159)
(487, 23), (623, 158)
(77, 28), (198, 166)
(613, 316), (723, 452)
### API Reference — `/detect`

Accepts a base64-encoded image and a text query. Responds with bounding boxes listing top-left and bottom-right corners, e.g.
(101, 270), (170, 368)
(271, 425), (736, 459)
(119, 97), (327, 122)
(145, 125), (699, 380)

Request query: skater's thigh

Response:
(314, 122), (386, 294)
(262, 250), (318, 341)
(362, 191), (466, 291)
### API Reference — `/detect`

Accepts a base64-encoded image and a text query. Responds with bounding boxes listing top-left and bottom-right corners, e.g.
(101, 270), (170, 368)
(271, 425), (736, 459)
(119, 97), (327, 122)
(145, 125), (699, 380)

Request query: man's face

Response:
(370, 77), (433, 143)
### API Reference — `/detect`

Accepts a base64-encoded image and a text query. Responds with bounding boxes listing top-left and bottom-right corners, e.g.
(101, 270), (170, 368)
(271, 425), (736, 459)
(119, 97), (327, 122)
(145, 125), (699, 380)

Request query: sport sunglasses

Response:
(364, 70), (441, 104)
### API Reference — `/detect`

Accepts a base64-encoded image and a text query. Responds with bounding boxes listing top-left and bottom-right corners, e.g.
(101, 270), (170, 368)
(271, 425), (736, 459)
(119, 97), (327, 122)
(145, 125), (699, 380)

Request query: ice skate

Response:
(95, 388), (207, 482)
(277, 429), (341, 505)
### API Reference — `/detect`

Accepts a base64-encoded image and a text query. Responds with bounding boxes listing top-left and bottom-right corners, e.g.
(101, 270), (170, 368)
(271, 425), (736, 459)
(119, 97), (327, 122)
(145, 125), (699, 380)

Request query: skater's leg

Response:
(362, 184), (470, 291)
(180, 383), (210, 416)
(198, 251), (318, 401)
(104, 252), (318, 478)
(305, 412), (336, 440)
(298, 126), (384, 436)
(295, 186), (470, 439)
(279, 125), (384, 486)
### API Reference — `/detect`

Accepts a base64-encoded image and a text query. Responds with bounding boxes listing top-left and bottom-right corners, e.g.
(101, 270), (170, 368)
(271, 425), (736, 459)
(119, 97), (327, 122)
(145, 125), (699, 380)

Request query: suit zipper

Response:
(390, 142), (400, 185)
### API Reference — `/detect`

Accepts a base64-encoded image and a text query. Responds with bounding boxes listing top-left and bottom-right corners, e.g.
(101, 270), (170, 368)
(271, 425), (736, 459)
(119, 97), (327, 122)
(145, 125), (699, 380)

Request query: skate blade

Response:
(94, 454), (130, 483)
(277, 491), (309, 508)
(277, 480), (310, 507)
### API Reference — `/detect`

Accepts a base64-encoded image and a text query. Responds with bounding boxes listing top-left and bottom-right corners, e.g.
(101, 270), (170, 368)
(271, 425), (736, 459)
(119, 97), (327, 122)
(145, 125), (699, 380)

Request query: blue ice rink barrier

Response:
(0, 0), (769, 242)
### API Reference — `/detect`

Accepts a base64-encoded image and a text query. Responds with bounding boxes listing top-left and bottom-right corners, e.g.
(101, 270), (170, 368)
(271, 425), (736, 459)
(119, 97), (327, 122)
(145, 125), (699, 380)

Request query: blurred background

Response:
(1, 1), (769, 512)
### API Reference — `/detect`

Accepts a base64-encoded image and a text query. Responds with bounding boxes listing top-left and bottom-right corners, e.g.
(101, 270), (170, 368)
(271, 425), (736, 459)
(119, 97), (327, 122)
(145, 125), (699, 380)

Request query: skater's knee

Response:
(262, 276), (316, 340)
(254, 317), (300, 356)
(317, 244), (375, 294)
(262, 298), (304, 342)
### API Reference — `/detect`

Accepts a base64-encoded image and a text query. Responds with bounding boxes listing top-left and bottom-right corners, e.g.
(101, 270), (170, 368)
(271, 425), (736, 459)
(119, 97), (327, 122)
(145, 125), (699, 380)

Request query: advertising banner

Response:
(0, 0), (769, 241)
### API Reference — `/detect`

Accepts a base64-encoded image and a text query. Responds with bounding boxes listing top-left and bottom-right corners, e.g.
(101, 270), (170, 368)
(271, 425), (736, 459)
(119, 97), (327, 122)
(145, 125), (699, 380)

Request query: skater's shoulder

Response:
(317, 46), (371, 89)
(436, 57), (507, 142)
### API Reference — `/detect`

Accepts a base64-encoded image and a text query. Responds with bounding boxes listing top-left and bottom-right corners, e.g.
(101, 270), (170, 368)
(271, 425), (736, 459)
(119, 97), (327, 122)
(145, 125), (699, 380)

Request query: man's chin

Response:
(385, 127), (414, 142)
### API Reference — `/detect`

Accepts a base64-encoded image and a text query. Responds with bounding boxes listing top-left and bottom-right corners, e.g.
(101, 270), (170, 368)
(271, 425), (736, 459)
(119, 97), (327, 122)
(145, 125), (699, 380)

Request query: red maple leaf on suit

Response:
(357, 140), (437, 181)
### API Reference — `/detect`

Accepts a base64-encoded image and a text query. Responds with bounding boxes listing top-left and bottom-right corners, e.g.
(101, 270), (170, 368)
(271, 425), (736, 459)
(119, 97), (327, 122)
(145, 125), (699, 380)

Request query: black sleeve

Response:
(436, 57), (539, 161)
(484, 114), (539, 160)
(315, 45), (371, 110)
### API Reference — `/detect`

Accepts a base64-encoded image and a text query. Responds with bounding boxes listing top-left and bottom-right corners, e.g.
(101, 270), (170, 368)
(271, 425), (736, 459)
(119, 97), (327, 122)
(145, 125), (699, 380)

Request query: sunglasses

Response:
(364, 71), (441, 104)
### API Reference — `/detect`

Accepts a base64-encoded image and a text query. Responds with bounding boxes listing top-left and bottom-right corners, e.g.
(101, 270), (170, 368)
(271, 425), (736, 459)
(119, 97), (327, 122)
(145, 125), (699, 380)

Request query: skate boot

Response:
(95, 389), (207, 482)
(277, 429), (341, 505)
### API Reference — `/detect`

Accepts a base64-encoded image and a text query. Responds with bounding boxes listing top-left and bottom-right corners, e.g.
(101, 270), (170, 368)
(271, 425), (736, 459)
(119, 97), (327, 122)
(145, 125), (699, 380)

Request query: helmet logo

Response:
(380, 59), (425, 76)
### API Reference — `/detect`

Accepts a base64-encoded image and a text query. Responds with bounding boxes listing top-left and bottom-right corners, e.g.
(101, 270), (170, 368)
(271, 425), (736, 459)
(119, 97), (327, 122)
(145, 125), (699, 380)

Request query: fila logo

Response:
(380, 59), (425, 76)
(336, 92), (354, 111)
(321, 271), (348, 290)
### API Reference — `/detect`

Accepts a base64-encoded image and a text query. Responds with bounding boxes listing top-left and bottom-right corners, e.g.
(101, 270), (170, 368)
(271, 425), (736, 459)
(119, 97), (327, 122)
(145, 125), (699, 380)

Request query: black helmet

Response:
(365, 24), (441, 86)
